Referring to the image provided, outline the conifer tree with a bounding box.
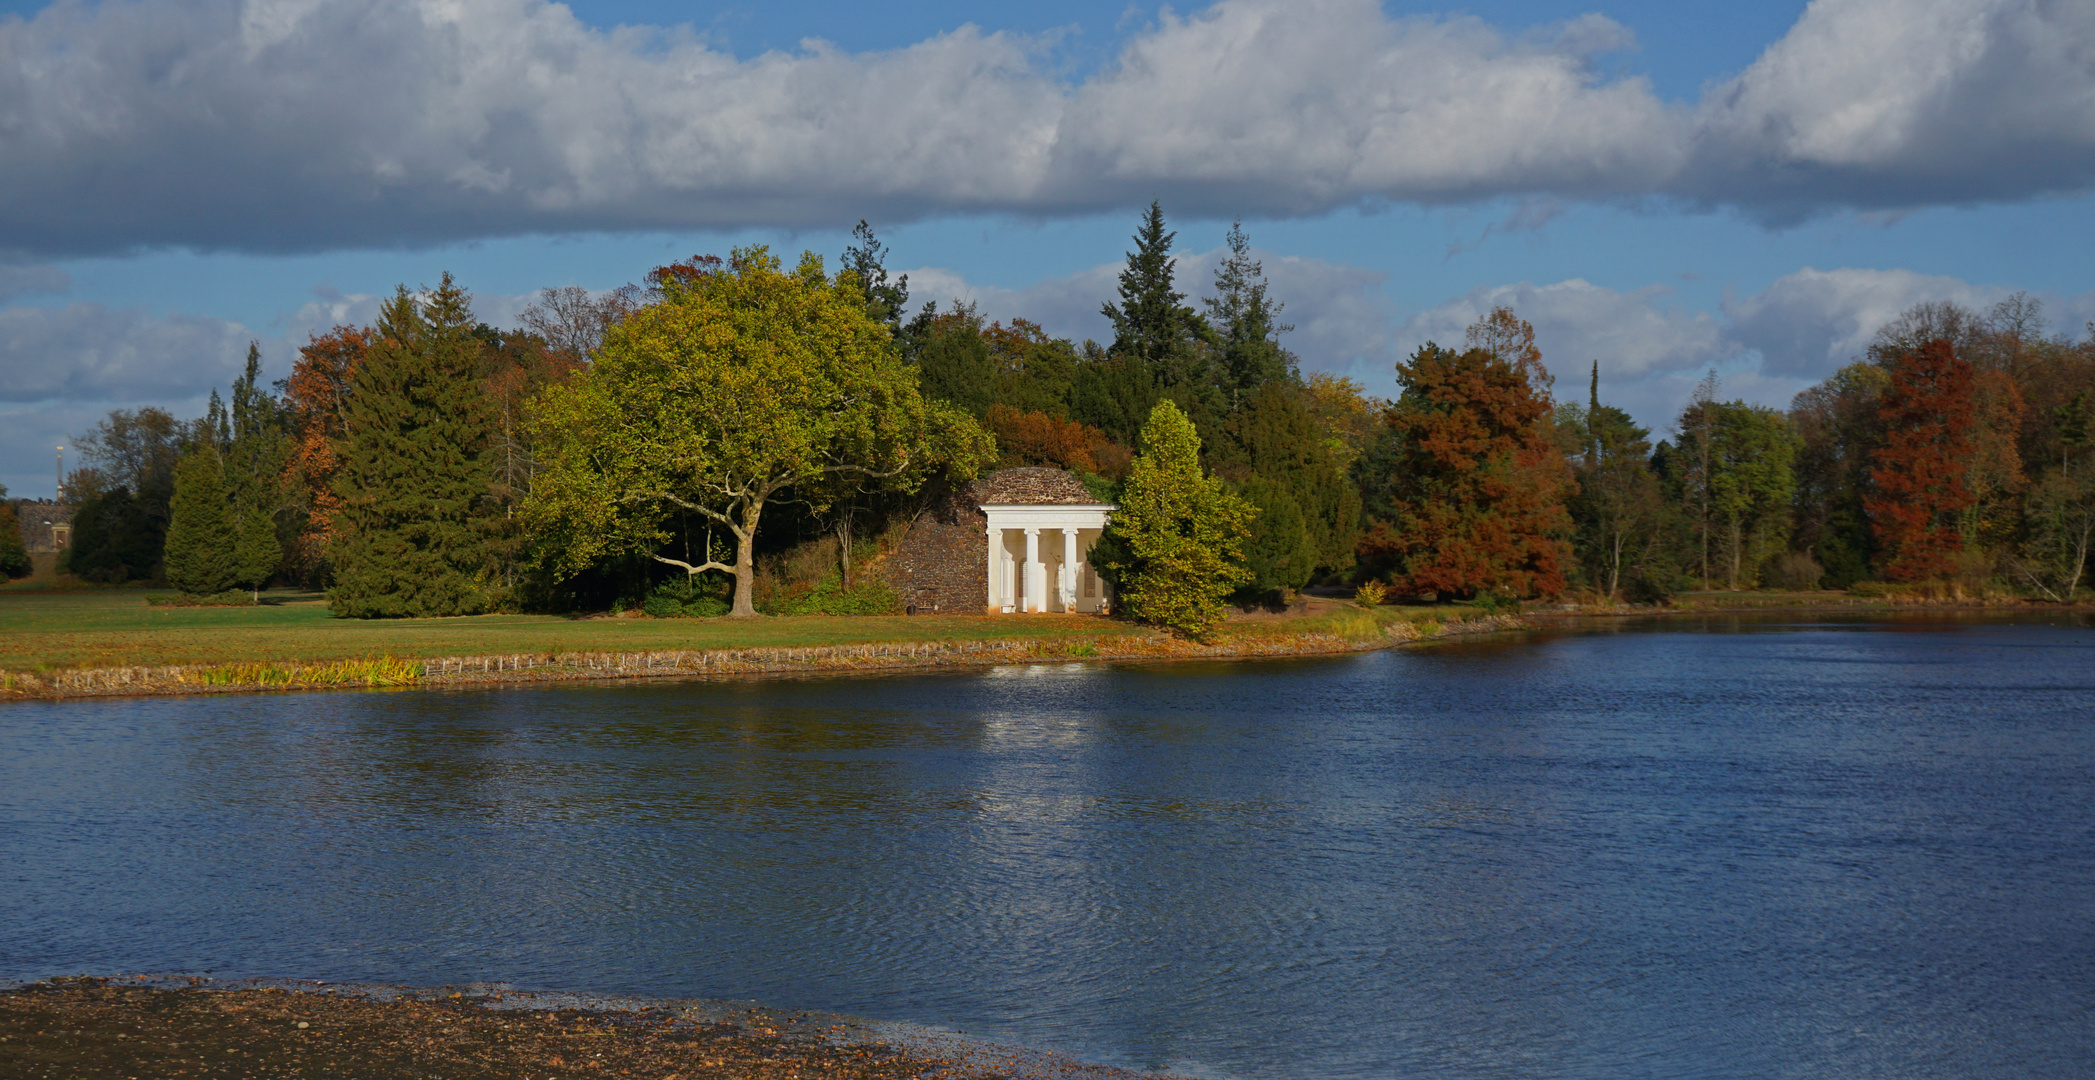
[1096,400,1254,638]
[224,342,289,600]
[164,445,238,596]
[840,220,910,331]
[1205,219,1295,405]
[1094,202,1213,432]
[328,274,495,618]
[1235,474,1316,604]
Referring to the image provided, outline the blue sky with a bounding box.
[4,0,2093,498]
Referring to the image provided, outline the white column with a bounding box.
[1060,528,1078,612]
[1023,528,1043,613]
[986,524,1001,611]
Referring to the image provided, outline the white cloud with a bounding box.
[0,303,257,403]
[1,0,2088,255]
[1721,267,2008,376]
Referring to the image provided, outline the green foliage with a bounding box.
[163,446,239,596]
[1204,220,1296,406]
[642,575,732,618]
[526,246,996,617]
[1234,474,1316,603]
[328,274,497,618]
[2015,467,2095,601]
[1211,381,1362,576]
[759,577,903,617]
[840,220,910,330]
[1670,389,1799,589]
[1096,400,1254,639]
[0,503,29,579]
[62,488,163,583]
[1565,365,1680,601]
[1070,352,1160,447]
[1097,202,1219,436]
[911,304,999,415]
[145,590,254,607]
[226,341,290,596]
[233,502,281,600]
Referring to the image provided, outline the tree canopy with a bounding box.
[525,246,995,617]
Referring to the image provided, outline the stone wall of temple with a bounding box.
[881,483,989,614]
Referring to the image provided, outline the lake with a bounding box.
[5,614,2094,1078]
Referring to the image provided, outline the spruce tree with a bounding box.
[233,503,281,602]
[1205,219,1296,406]
[1097,202,1214,426]
[164,445,238,596]
[328,274,494,618]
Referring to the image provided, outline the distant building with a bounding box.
[882,467,1114,614]
[13,499,72,552]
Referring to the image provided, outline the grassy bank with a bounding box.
[0,588,1161,674]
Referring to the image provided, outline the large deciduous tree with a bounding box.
[1096,400,1254,639]
[281,326,371,585]
[1358,327,1572,600]
[525,247,994,617]
[328,274,497,618]
[1868,339,1977,582]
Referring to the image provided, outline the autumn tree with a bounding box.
[1788,361,1889,588]
[518,285,639,365]
[525,247,995,617]
[328,275,497,618]
[1867,339,1977,582]
[280,326,370,584]
[1096,400,1254,638]
[1358,316,1571,600]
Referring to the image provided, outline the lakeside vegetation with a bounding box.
[6,205,2094,645]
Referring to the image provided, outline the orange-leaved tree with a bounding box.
[1359,334,1572,600]
[280,326,370,584]
[1868,339,1977,581]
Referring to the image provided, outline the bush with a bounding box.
[760,578,901,616]
[1764,551,1826,591]
[642,575,733,618]
[1353,580,1387,608]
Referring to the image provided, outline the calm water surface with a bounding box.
[5,616,2095,1078]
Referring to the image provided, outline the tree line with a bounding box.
[28,205,2095,634]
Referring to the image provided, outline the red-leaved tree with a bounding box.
[1358,340,1572,599]
[1868,339,1977,581]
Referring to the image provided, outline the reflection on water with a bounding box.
[5,616,2095,1079]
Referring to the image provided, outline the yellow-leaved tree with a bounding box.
[524,247,995,616]
[1097,400,1255,639]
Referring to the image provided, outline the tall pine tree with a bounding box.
[226,342,287,600]
[1087,202,1214,439]
[328,274,494,617]
[1204,219,1295,406]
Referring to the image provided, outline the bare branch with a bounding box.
[650,554,734,576]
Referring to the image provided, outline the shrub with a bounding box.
[1353,580,1387,608]
[1764,551,1826,591]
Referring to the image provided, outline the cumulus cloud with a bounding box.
[1721,267,2009,376]
[0,0,2088,255]
[0,302,257,402]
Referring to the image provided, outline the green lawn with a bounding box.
[0,588,1157,673]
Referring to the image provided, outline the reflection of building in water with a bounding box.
[882,468,1114,615]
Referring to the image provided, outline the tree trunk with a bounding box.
[728,497,767,617]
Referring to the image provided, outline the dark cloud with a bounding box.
[0,0,2087,256]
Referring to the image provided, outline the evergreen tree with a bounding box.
[1204,219,1296,406]
[1095,400,1254,639]
[62,488,163,583]
[1235,474,1316,604]
[840,220,910,331]
[328,273,495,618]
[164,445,239,596]
[1211,382,1362,576]
[224,341,289,599]
[1098,202,1215,429]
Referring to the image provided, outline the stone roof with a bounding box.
[972,467,1101,506]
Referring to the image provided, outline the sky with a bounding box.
[3,0,2093,498]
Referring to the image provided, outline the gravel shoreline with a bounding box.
[0,975,1194,1080]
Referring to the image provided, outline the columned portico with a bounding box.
[983,502,1115,614]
